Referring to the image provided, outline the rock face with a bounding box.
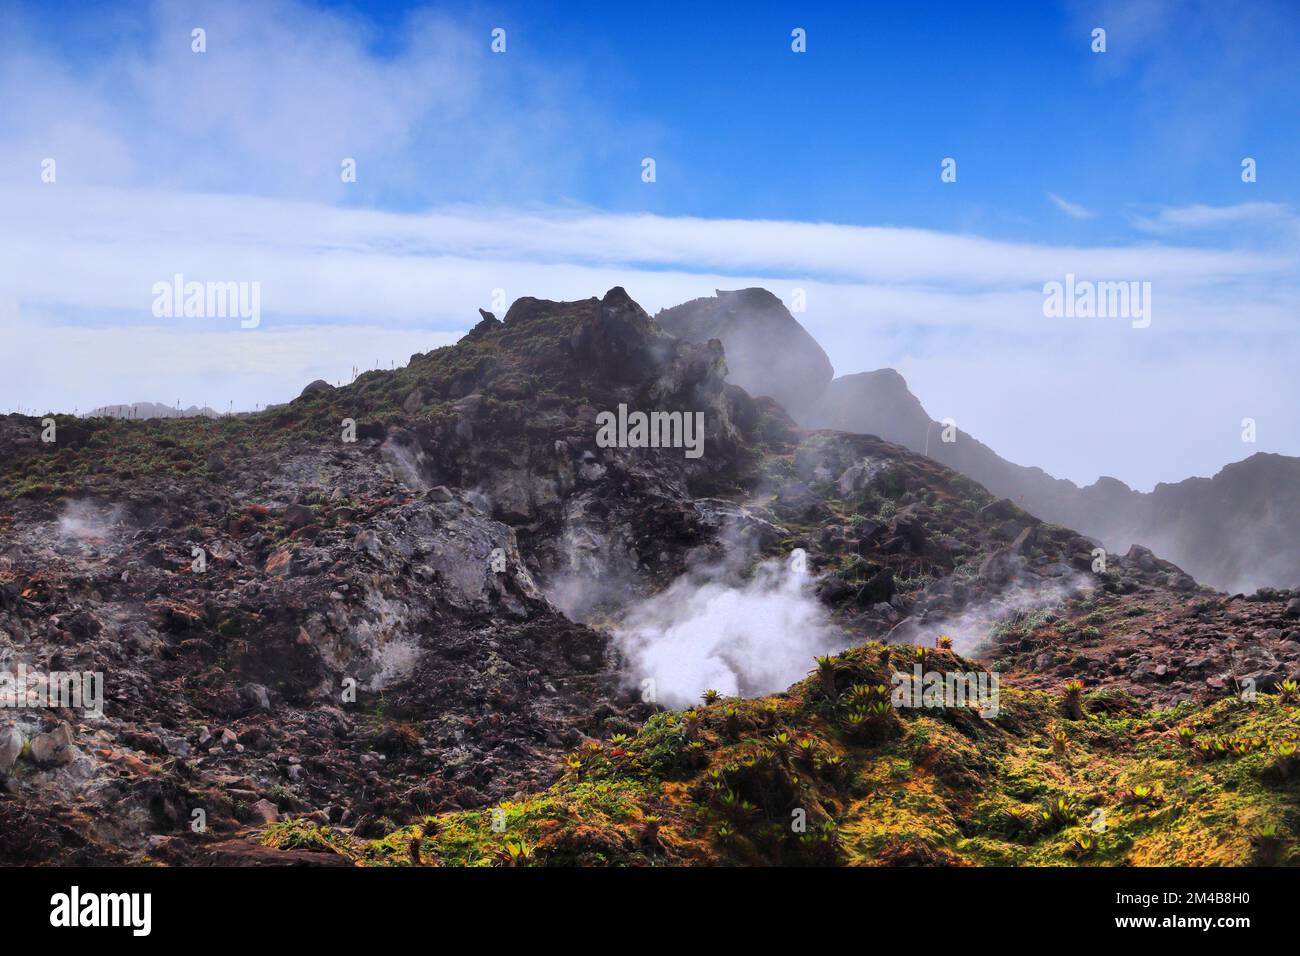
[814,369,932,445]
[654,288,834,423]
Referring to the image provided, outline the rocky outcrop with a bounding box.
[655,288,834,422]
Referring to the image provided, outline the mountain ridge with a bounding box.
[661,288,1300,593]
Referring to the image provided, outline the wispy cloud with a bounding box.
[0,0,623,205]
[5,186,1290,327]
[1131,202,1295,234]
[1047,193,1094,220]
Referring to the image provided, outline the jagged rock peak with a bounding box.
[654,287,833,422]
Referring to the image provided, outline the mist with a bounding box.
[888,571,1096,658]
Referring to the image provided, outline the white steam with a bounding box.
[54,500,125,557]
[353,588,422,690]
[57,500,119,541]
[890,571,1096,656]
[615,550,844,707]
[380,439,430,490]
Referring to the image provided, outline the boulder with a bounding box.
[0,726,23,774]
[298,379,334,400]
[29,722,75,767]
[248,799,281,825]
[282,504,314,529]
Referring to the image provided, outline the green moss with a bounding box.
[365,655,1300,866]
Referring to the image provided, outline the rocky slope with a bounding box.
[1,287,1298,866]
[661,288,1300,594]
[814,365,1300,595]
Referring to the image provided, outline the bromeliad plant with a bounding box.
[1125,784,1161,808]
[1280,678,1299,704]
[796,820,841,865]
[408,824,426,866]
[1194,736,1230,762]
[638,815,663,851]
[817,752,846,781]
[1067,829,1097,859]
[1250,823,1288,865]
[562,740,607,779]
[1061,680,1086,720]
[685,740,708,768]
[998,805,1037,838]
[814,654,839,700]
[723,706,742,739]
[768,731,795,764]
[1269,739,1299,780]
[1191,735,1262,761]
[716,788,758,823]
[840,699,894,743]
[493,840,536,867]
[1041,796,1082,829]
[1229,735,1263,756]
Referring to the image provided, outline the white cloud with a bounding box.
[0,0,615,203]
[3,183,1297,491]
[1047,193,1094,220]
[1131,202,1294,234]
[4,185,1293,325]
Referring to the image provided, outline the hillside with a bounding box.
[1,288,1297,867]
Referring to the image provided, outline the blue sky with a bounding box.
[16,0,1299,232]
[1,0,1299,490]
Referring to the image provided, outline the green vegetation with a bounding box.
[265,643,1300,867]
